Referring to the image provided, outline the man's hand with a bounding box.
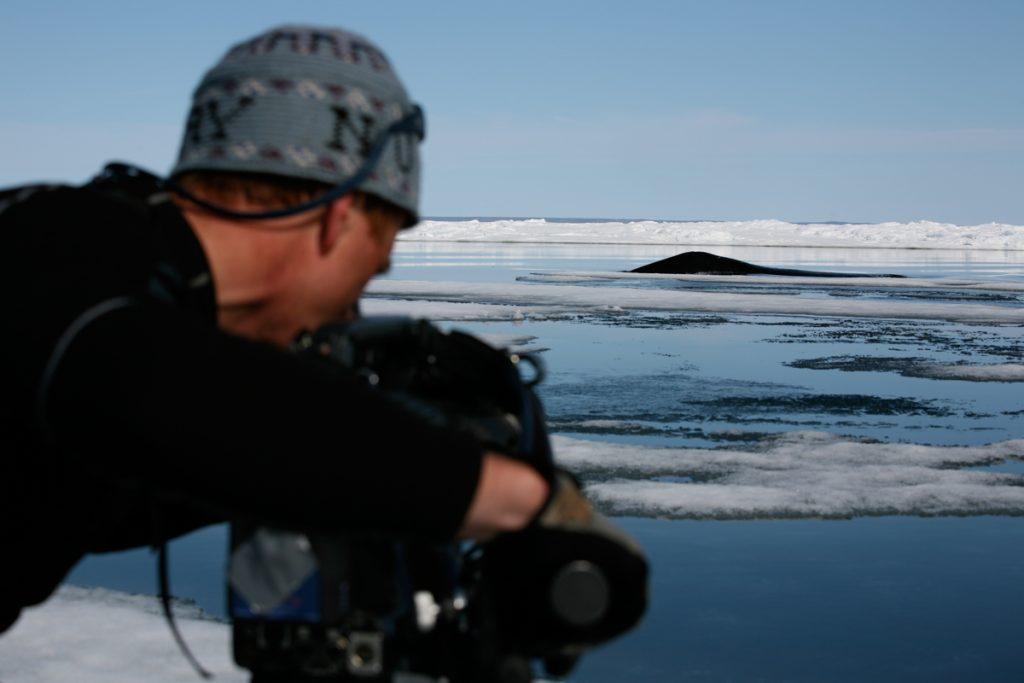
[458,452,550,539]
[479,471,649,659]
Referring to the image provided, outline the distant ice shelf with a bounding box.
[401,218,1024,251]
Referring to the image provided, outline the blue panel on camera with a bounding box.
[230,571,323,622]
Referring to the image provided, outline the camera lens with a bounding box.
[550,560,610,626]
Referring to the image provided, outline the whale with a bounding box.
[631,251,904,278]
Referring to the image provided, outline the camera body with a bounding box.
[229,318,544,682]
[229,527,473,681]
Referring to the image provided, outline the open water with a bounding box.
[69,240,1024,681]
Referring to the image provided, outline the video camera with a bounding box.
[227,318,646,682]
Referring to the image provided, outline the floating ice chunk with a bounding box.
[472,332,538,349]
[468,332,546,354]
[360,297,556,322]
[400,218,1024,251]
[789,356,1024,382]
[366,280,1024,324]
[586,475,1024,519]
[915,363,1024,382]
[552,433,1024,519]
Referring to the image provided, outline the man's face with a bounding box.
[300,202,402,329]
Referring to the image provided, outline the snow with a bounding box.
[0,587,245,683]
[366,280,1024,324]
[0,588,559,683]
[552,432,1024,519]
[402,218,1024,251]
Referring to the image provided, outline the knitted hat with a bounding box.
[171,25,422,222]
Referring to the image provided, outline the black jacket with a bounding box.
[0,172,483,633]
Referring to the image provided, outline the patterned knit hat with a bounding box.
[171,25,422,222]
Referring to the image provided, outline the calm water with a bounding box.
[70,241,1024,681]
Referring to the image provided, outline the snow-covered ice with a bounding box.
[552,432,1024,519]
[0,587,245,683]
[0,588,561,683]
[402,218,1024,251]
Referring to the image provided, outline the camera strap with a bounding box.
[34,296,139,445]
[151,501,214,679]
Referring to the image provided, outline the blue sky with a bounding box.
[2,0,1021,223]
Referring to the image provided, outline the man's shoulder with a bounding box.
[0,177,169,281]
[1,180,150,230]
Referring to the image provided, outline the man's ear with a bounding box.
[319,194,357,255]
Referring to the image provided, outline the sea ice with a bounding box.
[788,356,1024,382]
[915,363,1024,382]
[525,271,1024,294]
[366,280,1024,324]
[552,432,1024,519]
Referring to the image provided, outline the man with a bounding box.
[0,24,549,634]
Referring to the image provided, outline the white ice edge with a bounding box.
[527,270,1024,293]
[365,280,1024,324]
[401,218,1024,251]
[552,433,1024,519]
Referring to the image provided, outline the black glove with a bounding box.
[479,471,649,662]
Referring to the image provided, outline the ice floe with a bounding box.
[366,280,1024,324]
[552,432,1024,519]
[788,356,1024,382]
[916,363,1024,382]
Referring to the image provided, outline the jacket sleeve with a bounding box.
[45,300,484,541]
